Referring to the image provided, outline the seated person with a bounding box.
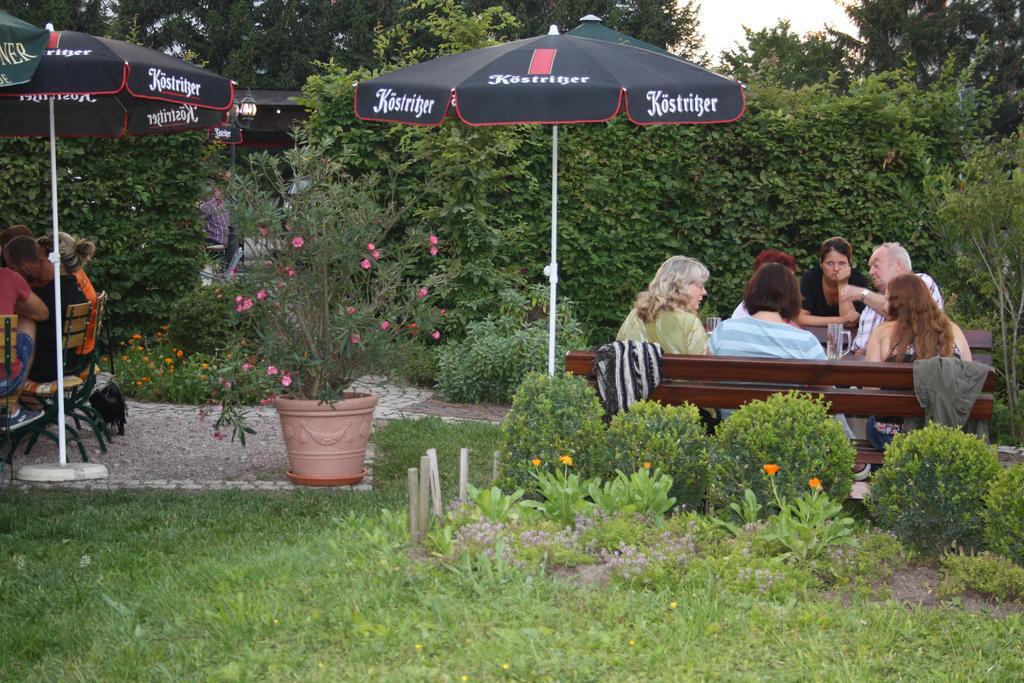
[0,241,49,427]
[730,249,798,320]
[3,235,87,384]
[616,255,710,355]
[713,262,824,360]
[864,273,971,453]
[55,232,98,357]
[798,236,868,328]
[0,224,34,267]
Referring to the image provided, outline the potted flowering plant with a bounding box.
[214,138,444,485]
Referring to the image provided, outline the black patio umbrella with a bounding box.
[0,25,234,466]
[355,16,745,374]
[0,11,47,87]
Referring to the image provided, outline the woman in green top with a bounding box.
[616,255,710,355]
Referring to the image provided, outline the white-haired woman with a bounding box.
[616,255,710,355]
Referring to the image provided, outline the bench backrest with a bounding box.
[565,350,995,420]
[804,326,993,366]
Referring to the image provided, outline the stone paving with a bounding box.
[7,375,509,493]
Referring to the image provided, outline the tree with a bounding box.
[719,20,854,89]
[844,0,1023,134]
[931,130,1024,440]
[4,0,111,34]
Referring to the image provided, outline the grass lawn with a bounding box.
[2,418,1023,681]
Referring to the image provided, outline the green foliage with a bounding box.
[168,282,258,355]
[939,552,1024,603]
[587,468,677,517]
[575,510,667,552]
[434,286,589,403]
[867,424,1002,554]
[982,465,1024,566]
[759,479,858,564]
[931,131,1024,440]
[465,484,535,524]
[498,372,607,492]
[714,489,764,538]
[0,134,210,341]
[604,400,708,511]
[521,468,596,528]
[719,20,853,89]
[710,392,855,508]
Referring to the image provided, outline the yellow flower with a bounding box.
[501,663,510,671]
[120,355,129,361]
[763,463,779,476]
[558,454,573,467]
[642,461,652,470]
[461,677,469,682]
[669,601,678,609]
[628,639,636,646]
[808,477,822,490]
[530,458,542,467]
[201,363,209,370]
[414,643,422,651]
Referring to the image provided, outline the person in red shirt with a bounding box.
[0,238,49,427]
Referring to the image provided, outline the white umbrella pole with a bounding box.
[546,124,558,376]
[48,97,68,466]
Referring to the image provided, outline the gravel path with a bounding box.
[7,375,509,492]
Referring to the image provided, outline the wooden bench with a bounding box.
[565,350,996,467]
[804,326,994,367]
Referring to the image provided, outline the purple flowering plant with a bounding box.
[212,139,445,441]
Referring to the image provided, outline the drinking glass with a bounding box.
[704,316,721,334]
[826,322,852,359]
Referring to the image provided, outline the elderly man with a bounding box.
[840,242,943,354]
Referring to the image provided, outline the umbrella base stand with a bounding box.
[17,462,108,483]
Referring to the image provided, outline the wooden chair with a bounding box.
[65,292,111,448]
[12,302,93,461]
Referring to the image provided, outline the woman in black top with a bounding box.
[797,236,869,328]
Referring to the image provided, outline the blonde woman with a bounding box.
[616,255,710,355]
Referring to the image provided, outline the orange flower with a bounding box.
[176,350,184,358]
[642,461,652,470]
[530,458,542,467]
[131,333,142,340]
[558,454,574,467]
[763,463,779,476]
[808,478,822,490]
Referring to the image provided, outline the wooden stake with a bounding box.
[492,451,500,481]
[426,448,442,520]
[418,455,430,538]
[408,467,419,541]
[459,447,469,500]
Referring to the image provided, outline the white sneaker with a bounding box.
[852,464,872,481]
[9,407,43,429]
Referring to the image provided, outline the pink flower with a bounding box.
[259,397,273,406]
[360,259,371,270]
[346,306,357,315]
[431,330,441,340]
[242,362,254,372]
[429,246,438,256]
[259,225,269,237]
[292,236,305,248]
[440,308,447,315]
[371,250,380,260]
[214,431,224,441]
[430,234,438,245]
[380,321,390,331]
[349,334,361,344]
[267,366,279,376]
[281,374,292,387]
[235,295,243,303]
[418,287,428,299]
[256,289,268,300]
[235,298,253,313]
[286,268,296,278]
[220,379,233,390]
[367,242,375,251]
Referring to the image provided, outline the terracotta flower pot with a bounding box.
[274,393,378,486]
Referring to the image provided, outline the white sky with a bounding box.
[699,0,859,61]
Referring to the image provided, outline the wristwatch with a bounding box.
[859,288,869,302]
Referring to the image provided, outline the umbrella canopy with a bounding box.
[0,24,233,468]
[0,11,47,87]
[354,18,744,373]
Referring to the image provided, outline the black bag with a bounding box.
[89,381,127,435]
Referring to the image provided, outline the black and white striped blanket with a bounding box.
[593,341,663,419]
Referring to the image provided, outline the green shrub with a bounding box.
[982,465,1024,566]
[939,552,1024,602]
[604,400,708,512]
[867,424,1002,554]
[710,392,855,510]
[435,285,589,404]
[498,372,606,493]
[389,342,439,387]
[168,282,258,355]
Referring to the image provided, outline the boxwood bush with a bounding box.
[982,464,1024,566]
[498,372,606,493]
[710,392,855,511]
[604,400,709,512]
[867,424,1001,554]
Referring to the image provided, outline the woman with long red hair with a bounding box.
[864,273,971,454]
